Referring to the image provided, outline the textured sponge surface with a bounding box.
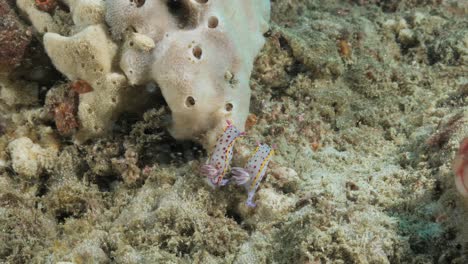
[106,0,270,149]
[38,0,269,147]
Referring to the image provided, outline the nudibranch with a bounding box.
[232,143,274,207]
[200,120,245,187]
[453,138,468,197]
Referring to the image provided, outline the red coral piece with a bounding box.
[35,0,57,13]
[71,80,94,94]
[54,101,79,136]
[52,89,80,136]
[453,138,468,197]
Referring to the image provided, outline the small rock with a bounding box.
[256,188,296,220]
[7,137,56,180]
[398,28,417,46]
[270,165,300,192]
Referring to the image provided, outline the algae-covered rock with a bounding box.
[0,0,33,75]
[109,176,248,262]
[7,137,57,180]
[0,77,38,107]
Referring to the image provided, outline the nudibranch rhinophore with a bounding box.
[232,143,274,207]
[200,120,245,187]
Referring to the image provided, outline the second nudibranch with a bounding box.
[453,137,468,197]
[200,120,245,187]
[232,143,274,207]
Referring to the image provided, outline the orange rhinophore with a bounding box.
[453,138,468,197]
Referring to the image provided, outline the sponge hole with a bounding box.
[192,46,202,59]
[208,16,218,28]
[185,96,196,107]
[225,103,233,112]
[131,0,145,8]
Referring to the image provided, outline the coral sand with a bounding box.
[0,0,467,263]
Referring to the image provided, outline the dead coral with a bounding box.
[111,148,142,186]
[111,179,248,261]
[0,203,56,262]
[0,1,33,74]
[345,56,394,98]
[53,145,87,180]
[351,0,443,12]
[45,177,106,223]
[281,26,344,79]
[428,29,468,66]
[426,112,464,150]
[85,140,121,177]
[7,137,57,180]
[253,29,295,89]
[0,176,56,262]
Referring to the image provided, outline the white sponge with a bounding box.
[106,0,270,148]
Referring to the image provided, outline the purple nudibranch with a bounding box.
[232,143,274,207]
[199,120,245,187]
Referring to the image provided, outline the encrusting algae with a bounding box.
[0,0,467,263]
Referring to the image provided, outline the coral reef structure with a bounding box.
[105,0,270,148]
[20,0,271,146]
[43,23,150,141]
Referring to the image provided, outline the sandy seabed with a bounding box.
[0,0,467,263]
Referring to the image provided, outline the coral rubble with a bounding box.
[0,0,467,263]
